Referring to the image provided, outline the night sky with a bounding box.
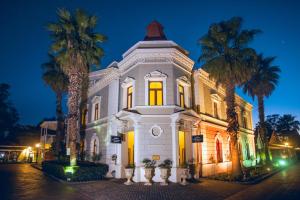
[0,0,299,125]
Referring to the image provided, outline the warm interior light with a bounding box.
[35,143,40,148]
[127,131,134,165]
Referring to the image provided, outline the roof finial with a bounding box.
[144,20,167,41]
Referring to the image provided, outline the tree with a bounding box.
[276,114,300,133]
[48,8,106,166]
[0,83,19,141]
[198,17,260,177]
[42,54,69,156]
[243,54,280,164]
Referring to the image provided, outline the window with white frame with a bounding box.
[121,77,135,109]
[92,96,101,121]
[176,76,191,108]
[211,93,222,119]
[144,71,167,106]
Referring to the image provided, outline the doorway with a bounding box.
[127,131,134,165]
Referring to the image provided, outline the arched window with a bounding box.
[93,139,97,156]
[216,138,223,163]
[90,135,99,157]
[245,139,251,160]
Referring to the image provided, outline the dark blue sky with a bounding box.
[0,0,299,125]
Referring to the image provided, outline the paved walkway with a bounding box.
[225,163,300,200]
[0,163,299,200]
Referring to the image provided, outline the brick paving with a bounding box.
[1,163,300,200]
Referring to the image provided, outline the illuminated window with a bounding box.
[179,85,185,108]
[149,81,163,106]
[213,102,219,118]
[127,131,134,165]
[127,86,133,109]
[179,131,186,166]
[216,138,223,162]
[94,103,99,121]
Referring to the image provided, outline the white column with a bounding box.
[133,122,142,182]
[170,120,180,182]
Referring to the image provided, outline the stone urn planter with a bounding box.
[124,166,134,185]
[142,158,156,186]
[180,168,189,186]
[144,168,155,185]
[158,159,172,186]
[159,168,169,185]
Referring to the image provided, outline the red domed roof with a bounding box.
[144,20,167,41]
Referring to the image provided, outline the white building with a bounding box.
[83,21,256,183]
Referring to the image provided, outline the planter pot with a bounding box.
[124,168,134,185]
[160,168,170,186]
[180,168,189,186]
[144,168,154,185]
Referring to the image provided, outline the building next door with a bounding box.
[179,131,186,166]
[127,131,134,165]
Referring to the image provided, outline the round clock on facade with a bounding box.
[149,125,163,138]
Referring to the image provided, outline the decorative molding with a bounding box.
[119,48,194,74]
[121,77,135,88]
[88,68,120,97]
[210,93,222,102]
[176,76,191,86]
[144,70,168,80]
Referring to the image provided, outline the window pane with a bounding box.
[180,94,184,108]
[157,90,163,105]
[128,86,133,94]
[149,90,155,106]
[179,85,184,93]
[127,95,132,108]
[149,81,162,89]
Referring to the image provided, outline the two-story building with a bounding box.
[83,21,256,183]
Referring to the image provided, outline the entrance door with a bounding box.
[127,131,134,165]
[179,131,186,166]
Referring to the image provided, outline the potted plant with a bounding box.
[188,158,197,181]
[142,158,156,185]
[124,164,135,185]
[158,159,172,185]
[180,162,189,186]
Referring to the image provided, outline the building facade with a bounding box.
[83,21,256,182]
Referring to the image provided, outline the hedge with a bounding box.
[42,160,109,182]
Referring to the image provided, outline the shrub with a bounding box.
[158,159,172,169]
[142,158,156,168]
[42,160,109,182]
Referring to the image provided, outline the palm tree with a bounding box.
[243,55,280,164]
[198,17,260,177]
[42,54,69,156]
[48,8,106,166]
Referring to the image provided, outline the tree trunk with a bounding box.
[67,69,81,166]
[79,73,89,161]
[258,95,270,164]
[225,82,242,177]
[55,92,64,156]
